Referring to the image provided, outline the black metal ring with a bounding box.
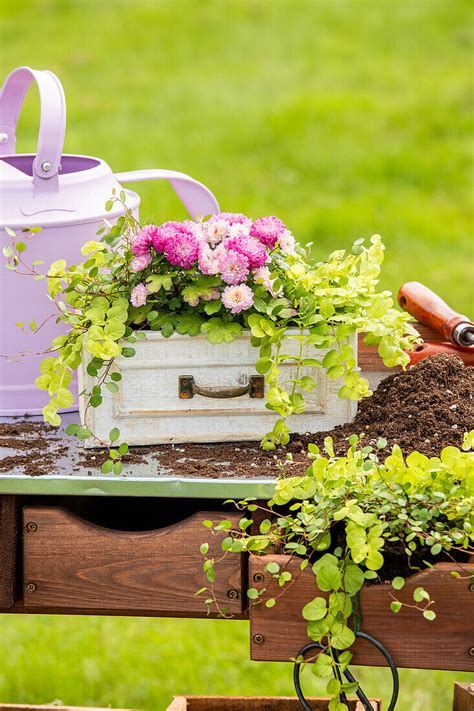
[293,631,399,711]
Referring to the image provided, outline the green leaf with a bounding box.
[65,423,80,435]
[265,598,276,608]
[302,597,327,621]
[392,577,405,591]
[106,381,119,394]
[423,609,436,621]
[121,347,136,358]
[201,318,242,345]
[331,625,356,650]
[390,601,402,613]
[255,357,273,375]
[109,427,120,443]
[247,588,260,600]
[200,543,209,555]
[316,564,342,592]
[343,563,365,595]
[101,460,113,474]
[203,299,222,315]
[265,562,280,575]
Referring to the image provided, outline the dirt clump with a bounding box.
[291,354,474,458]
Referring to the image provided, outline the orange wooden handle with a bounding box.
[408,342,474,367]
[398,282,469,341]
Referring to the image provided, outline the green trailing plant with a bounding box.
[4,195,419,466]
[198,433,474,710]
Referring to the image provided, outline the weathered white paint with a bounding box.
[79,331,358,447]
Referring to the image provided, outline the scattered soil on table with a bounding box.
[0,420,62,476]
[1,354,473,478]
[291,353,474,459]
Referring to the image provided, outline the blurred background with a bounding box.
[0,0,472,709]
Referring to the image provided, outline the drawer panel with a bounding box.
[23,506,242,614]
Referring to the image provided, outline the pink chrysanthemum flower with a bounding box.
[202,288,221,302]
[250,216,287,249]
[151,221,184,253]
[130,283,148,307]
[164,224,201,269]
[131,225,159,256]
[130,253,152,272]
[204,219,232,247]
[221,283,254,314]
[279,229,296,255]
[224,234,268,269]
[216,212,252,226]
[219,249,250,285]
[198,243,226,275]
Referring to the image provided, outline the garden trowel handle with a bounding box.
[398,281,474,346]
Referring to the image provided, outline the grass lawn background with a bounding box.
[0,0,472,709]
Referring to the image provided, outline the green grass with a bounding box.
[0,0,472,708]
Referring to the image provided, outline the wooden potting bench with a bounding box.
[1,324,472,710]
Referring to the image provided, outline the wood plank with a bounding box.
[166,697,380,710]
[250,556,474,671]
[453,682,474,711]
[358,322,441,372]
[23,507,243,615]
[0,495,19,608]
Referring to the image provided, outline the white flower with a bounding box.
[279,229,296,255]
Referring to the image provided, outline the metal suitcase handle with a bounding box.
[0,66,66,193]
[179,375,264,399]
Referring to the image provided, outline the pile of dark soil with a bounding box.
[290,354,473,459]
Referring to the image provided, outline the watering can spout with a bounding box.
[114,169,219,221]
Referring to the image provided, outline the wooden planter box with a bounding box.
[78,331,357,447]
[22,506,243,615]
[166,697,380,710]
[249,555,474,672]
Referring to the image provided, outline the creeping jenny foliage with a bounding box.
[199,434,474,710]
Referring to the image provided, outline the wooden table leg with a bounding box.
[0,495,19,608]
[453,682,474,710]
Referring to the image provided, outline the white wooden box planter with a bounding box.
[78,331,357,447]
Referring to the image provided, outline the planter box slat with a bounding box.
[453,682,474,711]
[250,555,474,671]
[166,697,380,710]
[22,507,243,614]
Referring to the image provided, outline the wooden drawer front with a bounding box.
[250,555,474,672]
[23,507,242,614]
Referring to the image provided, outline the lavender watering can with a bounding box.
[0,66,219,416]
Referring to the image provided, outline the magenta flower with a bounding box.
[151,221,184,253]
[250,216,287,249]
[131,225,159,256]
[130,283,148,307]
[225,234,268,269]
[164,224,201,269]
[130,253,152,272]
[221,283,254,314]
[219,249,250,285]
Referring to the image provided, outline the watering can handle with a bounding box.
[115,169,220,221]
[0,66,66,187]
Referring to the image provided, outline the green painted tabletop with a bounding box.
[0,413,276,499]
